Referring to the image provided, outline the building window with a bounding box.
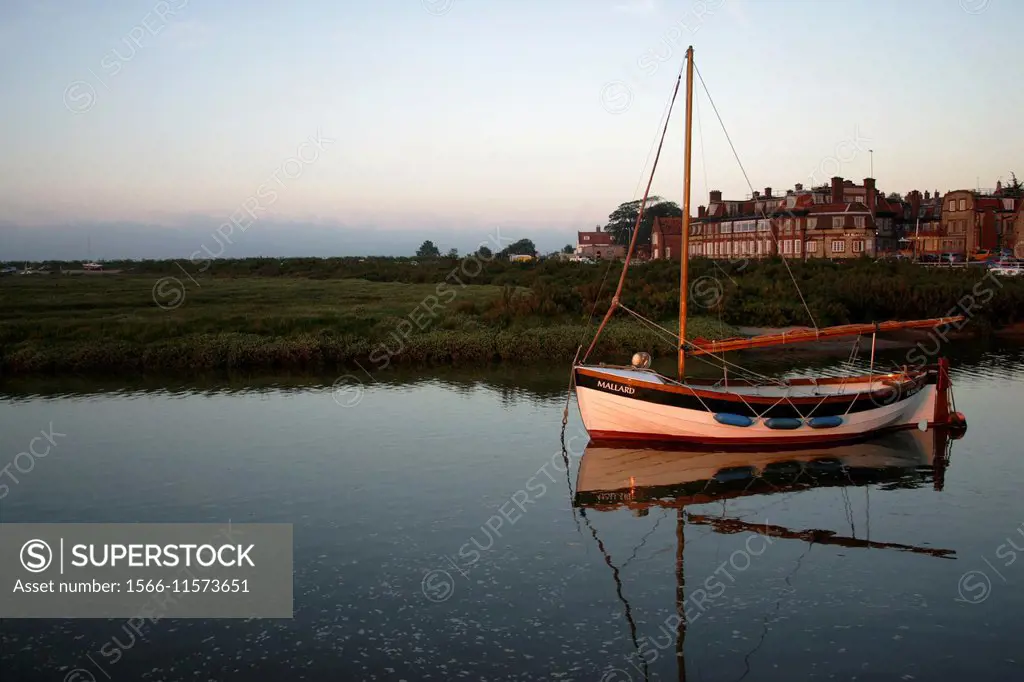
[807,218,817,229]
[949,199,956,211]
[832,217,844,228]
[666,247,671,259]
[959,198,966,211]
[652,233,659,245]
[795,240,802,254]
[854,216,865,228]
[852,240,865,253]
[783,239,792,254]
[831,240,845,253]
[806,240,818,253]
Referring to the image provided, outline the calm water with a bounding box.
[2,343,1024,681]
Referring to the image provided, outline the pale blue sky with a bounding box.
[1,0,1022,258]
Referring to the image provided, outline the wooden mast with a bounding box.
[677,46,695,381]
[675,508,687,682]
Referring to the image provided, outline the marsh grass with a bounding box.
[5,256,1020,376]
[0,276,733,375]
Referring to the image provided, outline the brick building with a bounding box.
[938,186,1022,255]
[575,227,625,260]
[653,177,896,261]
[651,217,683,260]
[903,190,944,256]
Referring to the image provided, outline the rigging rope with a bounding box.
[692,62,819,332]
[582,57,688,364]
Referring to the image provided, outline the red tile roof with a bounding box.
[577,230,614,246]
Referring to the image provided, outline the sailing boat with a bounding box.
[574,46,967,445]
[572,432,958,680]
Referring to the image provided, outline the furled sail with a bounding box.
[684,316,964,356]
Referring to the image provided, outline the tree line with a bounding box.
[416,238,538,259]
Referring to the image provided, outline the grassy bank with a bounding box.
[4,256,1021,376]
[0,276,734,375]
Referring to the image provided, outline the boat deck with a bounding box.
[585,367,892,397]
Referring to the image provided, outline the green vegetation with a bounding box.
[0,272,731,375]
[603,196,682,245]
[2,256,1021,377]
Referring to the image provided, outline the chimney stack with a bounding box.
[864,178,876,215]
[924,190,930,200]
[710,190,722,203]
[698,205,707,218]
[764,187,772,198]
[908,190,921,217]
[795,183,803,191]
[752,190,760,199]
[831,176,843,204]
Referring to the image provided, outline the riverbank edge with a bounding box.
[1,322,981,378]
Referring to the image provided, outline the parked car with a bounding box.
[918,253,940,263]
[940,252,965,263]
[990,261,1024,277]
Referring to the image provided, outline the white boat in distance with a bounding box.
[573,46,967,446]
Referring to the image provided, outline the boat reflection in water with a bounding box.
[571,427,962,681]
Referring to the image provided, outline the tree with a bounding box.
[604,197,682,246]
[477,245,492,259]
[498,238,536,258]
[416,240,440,258]
[1003,172,1023,198]
[887,191,902,201]
[446,248,459,258]
[562,244,574,254]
